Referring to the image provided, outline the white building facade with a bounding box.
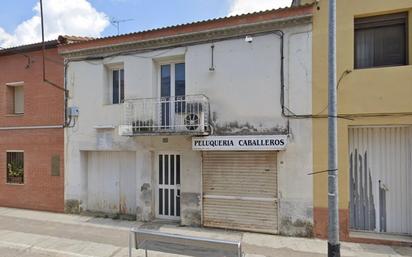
[61,6,314,236]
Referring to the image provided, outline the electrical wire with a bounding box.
[313,69,352,116]
[281,69,353,120]
[307,169,338,176]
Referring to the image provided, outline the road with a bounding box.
[0,207,410,257]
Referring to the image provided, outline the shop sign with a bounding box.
[192,135,287,151]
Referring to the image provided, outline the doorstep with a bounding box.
[350,230,412,243]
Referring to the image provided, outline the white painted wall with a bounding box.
[65,23,313,234]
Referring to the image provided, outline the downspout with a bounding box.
[64,60,69,127]
[40,0,70,128]
[273,30,290,134]
[40,0,46,84]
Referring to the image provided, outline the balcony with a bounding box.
[119,95,210,136]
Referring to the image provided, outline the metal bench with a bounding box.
[129,228,242,257]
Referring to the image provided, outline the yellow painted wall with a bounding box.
[311,0,412,210]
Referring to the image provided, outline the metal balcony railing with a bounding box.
[119,94,210,136]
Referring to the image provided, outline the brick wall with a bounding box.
[0,48,64,126]
[0,47,64,212]
[0,129,64,212]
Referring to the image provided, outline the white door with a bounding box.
[202,151,279,234]
[349,126,412,235]
[156,153,181,219]
[87,151,137,215]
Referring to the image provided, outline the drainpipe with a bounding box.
[40,0,70,128]
[273,30,290,134]
[64,60,69,127]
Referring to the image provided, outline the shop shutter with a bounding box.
[202,151,278,234]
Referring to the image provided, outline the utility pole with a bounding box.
[327,0,340,256]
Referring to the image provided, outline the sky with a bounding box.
[0,0,293,48]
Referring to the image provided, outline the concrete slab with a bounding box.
[243,232,326,254]
[0,207,136,231]
[0,230,122,257]
[159,225,242,241]
[340,241,401,257]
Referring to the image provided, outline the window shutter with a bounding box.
[354,12,407,69]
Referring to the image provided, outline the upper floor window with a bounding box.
[160,63,185,99]
[111,68,124,104]
[6,83,24,115]
[355,12,408,69]
[160,62,186,127]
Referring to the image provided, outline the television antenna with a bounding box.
[110,17,134,35]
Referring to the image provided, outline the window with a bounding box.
[6,84,24,114]
[111,68,124,104]
[160,62,185,103]
[160,63,186,99]
[159,62,186,127]
[6,151,24,184]
[355,12,408,69]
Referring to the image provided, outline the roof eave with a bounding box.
[0,40,59,56]
[60,14,312,59]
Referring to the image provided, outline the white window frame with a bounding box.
[157,61,186,129]
[6,81,24,115]
[156,60,185,99]
[107,64,124,105]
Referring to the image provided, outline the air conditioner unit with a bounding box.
[173,101,205,132]
[175,112,205,132]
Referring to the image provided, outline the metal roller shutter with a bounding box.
[349,126,412,235]
[202,151,278,234]
[87,151,137,215]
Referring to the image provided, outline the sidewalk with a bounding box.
[0,207,410,257]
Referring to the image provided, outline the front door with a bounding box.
[157,153,181,220]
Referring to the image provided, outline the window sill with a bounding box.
[5,183,25,186]
[354,64,409,71]
[103,102,124,106]
[5,114,24,117]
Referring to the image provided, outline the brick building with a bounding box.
[0,41,65,212]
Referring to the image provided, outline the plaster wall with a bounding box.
[65,24,313,235]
